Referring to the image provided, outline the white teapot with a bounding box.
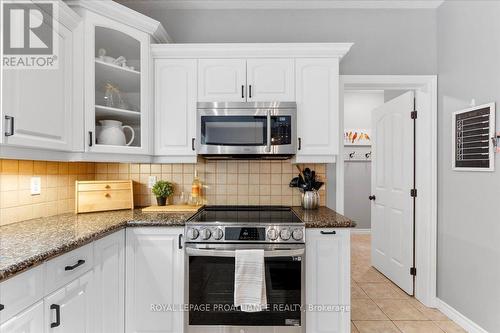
[97,120,135,146]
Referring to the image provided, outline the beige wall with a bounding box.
[0,160,95,226]
[0,159,326,226]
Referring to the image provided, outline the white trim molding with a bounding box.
[338,75,438,308]
[66,0,172,42]
[151,43,353,59]
[117,0,444,10]
[351,228,371,235]
[437,298,489,333]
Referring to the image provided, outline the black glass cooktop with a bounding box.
[188,206,302,224]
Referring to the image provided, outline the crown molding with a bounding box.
[152,43,353,58]
[118,0,444,10]
[65,0,172,42]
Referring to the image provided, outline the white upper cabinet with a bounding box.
[306,229,350,333]
[81,11,151,155]
[295,58,340,163]
[198,59,247,102]
[1,3,79,152]
[155,59,197,160]
[246,59,295,102]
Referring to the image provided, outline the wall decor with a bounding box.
[344,129,372,146]
[452,103,495,171]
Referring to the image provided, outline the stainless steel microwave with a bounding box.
[196,102,297,159]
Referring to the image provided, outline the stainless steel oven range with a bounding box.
[184,206,305,333]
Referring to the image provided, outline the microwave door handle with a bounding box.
[185,247,304,258]
[266,110,271,153]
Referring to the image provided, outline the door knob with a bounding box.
[369,195,376,201]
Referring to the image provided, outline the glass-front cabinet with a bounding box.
[83,12,151,154]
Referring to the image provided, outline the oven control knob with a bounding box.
[212,227,224,240]
[280,228,291,241]
[292,229,304,241]
[200,228,212,240]
[267,228,279,241]
[187,228,199,240]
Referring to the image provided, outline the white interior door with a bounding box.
[371,91,414,295]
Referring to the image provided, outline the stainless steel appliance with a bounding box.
[185,206,305,333]
[196,102,297,159]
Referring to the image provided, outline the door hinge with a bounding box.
[410,267,417,276]
[411,111,418,119]
[410,189,417,197]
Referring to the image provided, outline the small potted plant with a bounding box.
[151,180,174,206]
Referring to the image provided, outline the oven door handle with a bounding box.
[185,247,304,258]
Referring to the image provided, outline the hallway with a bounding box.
[350,234,465,333]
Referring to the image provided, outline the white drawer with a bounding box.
[45,243,93,294]
[0,265,44,324]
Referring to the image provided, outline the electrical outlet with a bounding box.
[30,177,41,195]
[148,176,157,188]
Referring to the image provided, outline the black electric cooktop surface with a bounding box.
[188,206,302,224]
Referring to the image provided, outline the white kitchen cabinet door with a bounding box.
[0,301,44,333]
[1,24,74,151]
[306,229,350,333]
[125,228,184,333]
[93,230,125,333]
[295,58,340,163]
[155,59,197,158]
[198,59,246,102]
[45,270,94,333]
[246,59,294,102]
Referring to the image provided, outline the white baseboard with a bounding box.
[436,298,489,333]
[351,228,371,234]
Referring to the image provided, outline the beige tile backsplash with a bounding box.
[0,160,95,226]
[0,159,326,226]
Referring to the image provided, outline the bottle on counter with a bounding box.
[190,169,202,205]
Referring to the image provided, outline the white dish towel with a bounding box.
[234,249,267,312]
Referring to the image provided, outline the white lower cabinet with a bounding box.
[44,270,94,332]
[306,229,350,333]
[0,302,43,333]
[125,228,184,333]
[93,230,125,333]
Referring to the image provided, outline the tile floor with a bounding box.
[350,234,467,333]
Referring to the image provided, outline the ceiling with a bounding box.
[117,0,445,10]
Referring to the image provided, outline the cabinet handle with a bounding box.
[0,304,4,311]
[50,304,61,328]
[88,131,93,147]
[178,234,183,249]
[369,195,376,201]
[249,85,252,99]
[192,138,195,151]
[64,259,85,271]
[320,230,336,235]
[298,137,302,150]
[241,85,245,99]
[4,115,14,136]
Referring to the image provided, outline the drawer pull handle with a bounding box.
[50,304,60,328]
[320,230,336,235]
[105,193,111,198]
[105,185,111,189]
[65,259,85,271]
[178,234,183,249]
[0,304,4,311]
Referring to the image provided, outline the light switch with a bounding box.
[148,176,157,188]
[31,177,41,195]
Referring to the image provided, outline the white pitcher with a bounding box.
[97,120,135,146]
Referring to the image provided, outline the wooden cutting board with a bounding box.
[142,205,203,213]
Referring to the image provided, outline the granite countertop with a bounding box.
[0,206,353,282]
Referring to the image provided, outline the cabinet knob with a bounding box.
[369,195,376,201]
